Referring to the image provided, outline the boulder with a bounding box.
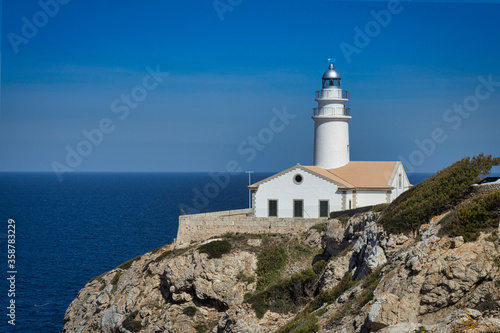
[163,250,257,307]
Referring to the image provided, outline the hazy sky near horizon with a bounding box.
[1,0,500,176]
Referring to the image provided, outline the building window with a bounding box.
[293,200,303,218]
[293,174,303,185]
[398,174,402,188]
[349,199,352,210]
[319,200,329,217]
[268,200,278,217]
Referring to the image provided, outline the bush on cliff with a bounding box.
[311,272,356,311]
[246,243,323,318]
[247,268,319,318]
[446,190,500,242]
[118,255,141,270]
[277,312,320,333]
[183,306,197,317]
[198,240,232,259]
[122,310,142,332]
[380,154,500,234]
[256,246,288,291]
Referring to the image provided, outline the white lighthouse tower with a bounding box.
[312,59,351,169]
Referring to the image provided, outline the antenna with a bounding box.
[245,171,254,209]
[328,57,336,68]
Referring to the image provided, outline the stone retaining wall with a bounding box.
[472,183,500,195]
[176,209,327,247]
[330,205,375,219]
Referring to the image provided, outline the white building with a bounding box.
[249,60,411,218]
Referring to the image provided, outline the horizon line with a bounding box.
[327,0,500,3]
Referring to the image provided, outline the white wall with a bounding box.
[388,162,411,202]
[313,86,351,170]
[254,168,341,218]
[313,119,350,169]
[356,190,389,207]
[254,163,412,216]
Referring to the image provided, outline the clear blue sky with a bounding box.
[1,0,500,175]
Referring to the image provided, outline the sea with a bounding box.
[0,171,433,332]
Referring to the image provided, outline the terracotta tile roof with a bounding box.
[314,161,399,189]
[301,165,355,188]
[249,161,402,190]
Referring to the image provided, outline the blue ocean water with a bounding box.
[0,172,431,332]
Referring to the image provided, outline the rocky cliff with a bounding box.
[62,208,500,333]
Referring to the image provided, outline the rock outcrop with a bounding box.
[316,212,500,333]
[62,243,258,333]
[62,210,500,333]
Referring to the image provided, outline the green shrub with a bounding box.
[245,245,290,318]
[311,272,356,310]
[310,223,325,234]
[380,154,500,234]
[198,240,232,259]
[437,210,458,235]
[360,266,383,290]
[449,191,500,241]
[122,310,142,332]
[247,268,318,318]
[296,269,317,282]
[293,243,314,258]
[246,283,295,318]
[373,203,389,212]
[194,324,206,333]
[326,268,383,327]
[277,313,320,333]
[357,267,383,308]
[110,271,122,293]
[89,272,106,283]
[256,246,288,291]
[154,250,171,262]
[334,243,354,259]
[315,306,328,317]
[312,260,327,275]
[183,306,197,317]
[118,255,141,270]
[237,272,255,284]
[337,214,350,225]
[329,300,354,325]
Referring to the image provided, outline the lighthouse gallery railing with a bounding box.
[312,106,351,117]
[315,90,349,99]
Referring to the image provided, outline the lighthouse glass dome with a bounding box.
[322,63,341,88]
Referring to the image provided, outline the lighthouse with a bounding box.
[248,59,410,218]
[312,59,351,169]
